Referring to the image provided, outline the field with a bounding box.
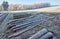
[37,6,60,12]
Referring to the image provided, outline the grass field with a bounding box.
[37,6,60,12]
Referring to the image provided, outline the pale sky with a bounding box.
[0,0,60,5]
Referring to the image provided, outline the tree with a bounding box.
[2,1,9,11]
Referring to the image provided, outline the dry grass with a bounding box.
[37,6,60,12]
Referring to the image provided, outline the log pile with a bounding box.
[1,12,60,39]
[6,13,56,39]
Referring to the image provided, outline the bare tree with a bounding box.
[2,1,9,11]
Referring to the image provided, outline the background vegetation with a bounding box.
[0,3,50,11]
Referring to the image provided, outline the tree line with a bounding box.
[0,1,50,11]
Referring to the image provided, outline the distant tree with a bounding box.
[2,1,9,11]
[0,5,3,11]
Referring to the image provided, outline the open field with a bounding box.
[1,6,60,13]
[37,6,60,12]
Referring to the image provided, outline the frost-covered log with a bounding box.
[39,32,54,39]
[28,28,48,39]
[0,13,13,32]
[0,13,8,25]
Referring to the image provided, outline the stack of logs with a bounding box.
[6,13,56,39]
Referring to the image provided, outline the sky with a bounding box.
[0,0,60,5]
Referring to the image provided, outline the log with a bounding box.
[0,13,4,17]
[0,14,8,24]
[0,13,13,33]
[28,28,48,39]
[39,32,54,39]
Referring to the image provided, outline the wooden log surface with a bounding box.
[38,32,54,39]
[0,13,8,25]
[28,28,48,39]
[0,13,13,33]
